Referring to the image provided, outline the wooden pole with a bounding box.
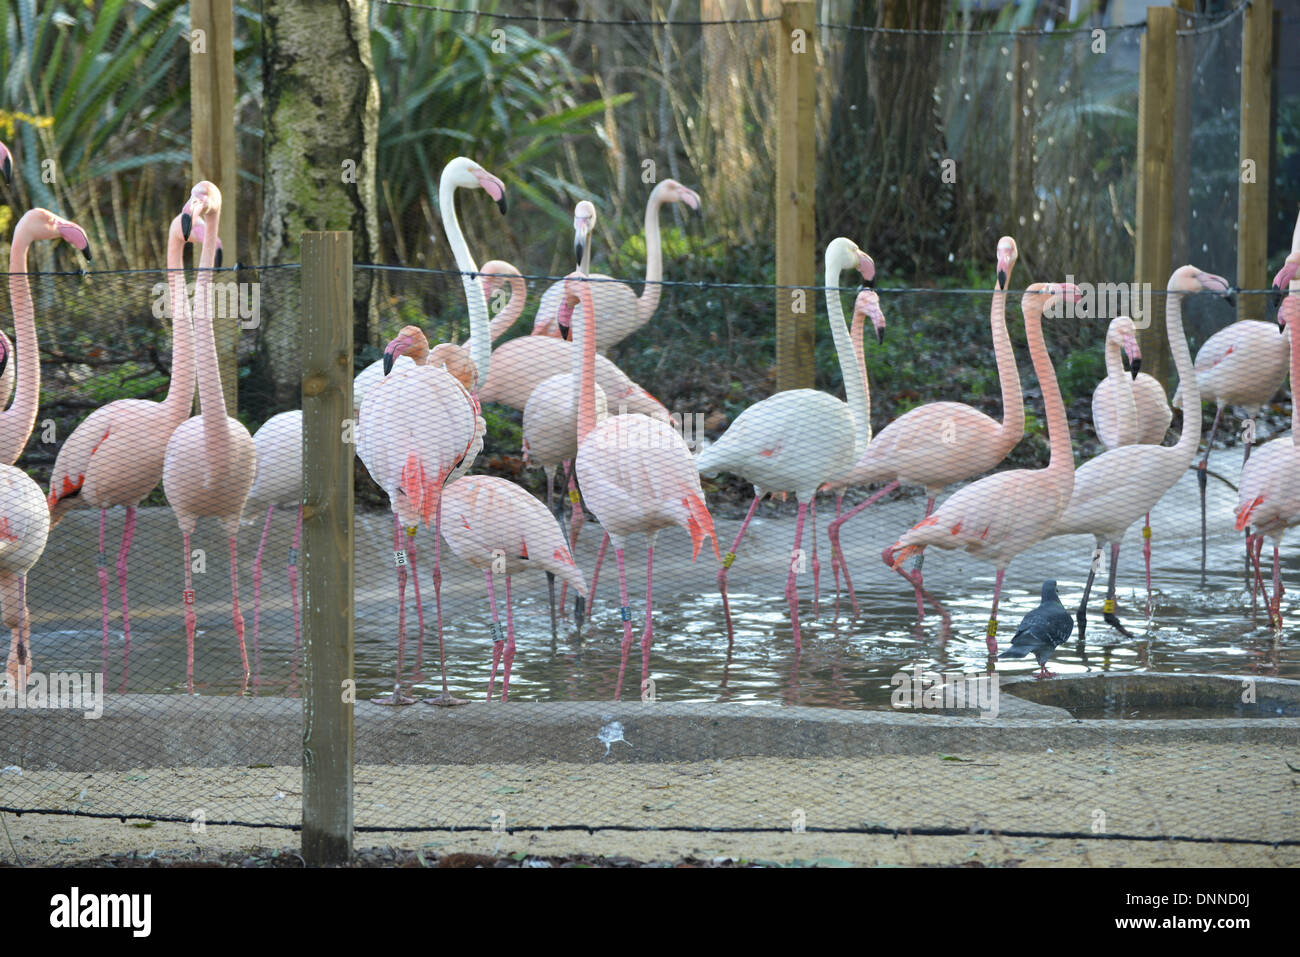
[1169,0,1195,270]
[775,0,816,392]
[1134,6,1176,391]
[1009,26,1035,239]
[301,231,354,867]
[190,0,239,413]
[1237,0,1272,321]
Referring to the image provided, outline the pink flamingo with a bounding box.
[0,209,92,690]
[161,182,258,694]
[1237,265,1300,628]
[825,237,1022,618]
[1090,314,1173,606]
[1050,267,1231,642]
[46,212,213,687]
[883,282,1082,650]
[560,269,719,698]
[696,237,876,652]
[439,474,587,701]
[1175,249,1293,584]
[532,179,701,352]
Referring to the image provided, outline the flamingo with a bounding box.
[560,267,719,698]
[1237,272,1300,628]
[825,237,1022,619]
[0,139,11,185]
[46,212,212,687]
[1090,314,1173,606]
[532,179,701,352]
[0,209,92,690]
[1174,248,1291,584]
[0,334,13,411]
[439,474,587,701]
[161,182,257,694]
[696,237,875,652]
[883,282,1082,651]
[1049,267,1231,642]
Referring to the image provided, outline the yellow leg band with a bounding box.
[1103,599,1116,614]
[986,619,998,638]
[569,490,581,504]
[1142,525,1151,539]
[722,551,736,568]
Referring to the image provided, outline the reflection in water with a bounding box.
[26,534,1295,707]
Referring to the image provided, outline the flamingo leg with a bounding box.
[786,501,809,653]
[613,546,633,701]
[229,536,250,693]
[501,575,516,702]
[1076,548,1100,644]
[3,573,29,692]
[252,504,273,688]
[183,533,196,694]
[1272,544,1284,630]
[406,530,426,676]
[1102,542,1133,639]
[289,505,303,687]
[910,497,936,620]
[98,509,110,681]
[560,465,584,615]
[1249,534,1264,616]
[1142,512,1153,617]
[1197,405,1223,587]
[986,568,1006,657]
[718,492,763,648]
[828,481,900,617]
[373,515,413,705]
[582,532,610,628]
[426,496,466,707]
[831,494,844,611]
[544,466,558,642]
[116,505,137,691]
[485,568,502,701]
[640,544,655,692]
[810,499,821,619]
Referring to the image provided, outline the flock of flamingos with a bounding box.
[0,147,1298,704]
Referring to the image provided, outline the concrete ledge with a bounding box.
[2,675,1297,772]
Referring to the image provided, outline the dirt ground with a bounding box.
[5,742,1297,867]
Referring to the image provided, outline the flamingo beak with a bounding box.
[383,335,413,375]
[558,296,576,342]
[1130,356,1141,379]
[181,212,193,241]
[857,251,876,288]
[996,246,1014,290]
[854,287,885,344]
[57,219,92,261]
[573,215,592,269]
[474,168,507,215]
[214,240,224,270]
[680,187,701,213]
[0,142,11,187]
[1271,260,1299,310]
[1123,335,1141,379]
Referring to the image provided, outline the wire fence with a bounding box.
[1,1,1298,861]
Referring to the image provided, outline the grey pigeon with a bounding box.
[1001,580,1073,678]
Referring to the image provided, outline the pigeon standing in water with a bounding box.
[1002,580,1074,678]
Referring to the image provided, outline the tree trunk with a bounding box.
[261,0,379,407]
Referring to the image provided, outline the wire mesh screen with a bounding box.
[2,1,1299,862]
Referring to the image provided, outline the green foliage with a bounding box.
[1057,346,1104,408]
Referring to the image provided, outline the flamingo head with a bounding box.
[181,181,222,241]
[181,213,223,269]
[827,237,875,287]
[853,287,886,345]
[654,179,702,213]
[1271,251,1299,311]
[0,140,11,186]
[573,200,596,270]
[428,342,478,393]
[1169,265,1235,306]
[384,324,429,374]
[1110,315,1141,379]
[16,209,92,261]
[446,157,507,215]
[996,236,1018,290]
[558,271,592,342]
[479,259,517,304]
[1025,281,1082,317]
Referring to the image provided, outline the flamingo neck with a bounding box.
[486,271,526,342]
[1165,286,1200,461]
[991,279,1024,453]
[572,282,599,443]
[1023,297,1072,485]
[3,226,38,463]
[825,258,872,453]
[636,187,667,325]
[161,231,196,422]
[441,174,491,383]
[1103,332,1138,445]
[1290,319,1299,440]
[193,211,230,454]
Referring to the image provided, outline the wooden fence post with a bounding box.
[1134,6,1176,391]
[301,232,354,867]
[190,0,239,413]
[1169,0,1194,269]
[1009,26,1035,239]
[1238,0,1273,320]
[775,0,816,392]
